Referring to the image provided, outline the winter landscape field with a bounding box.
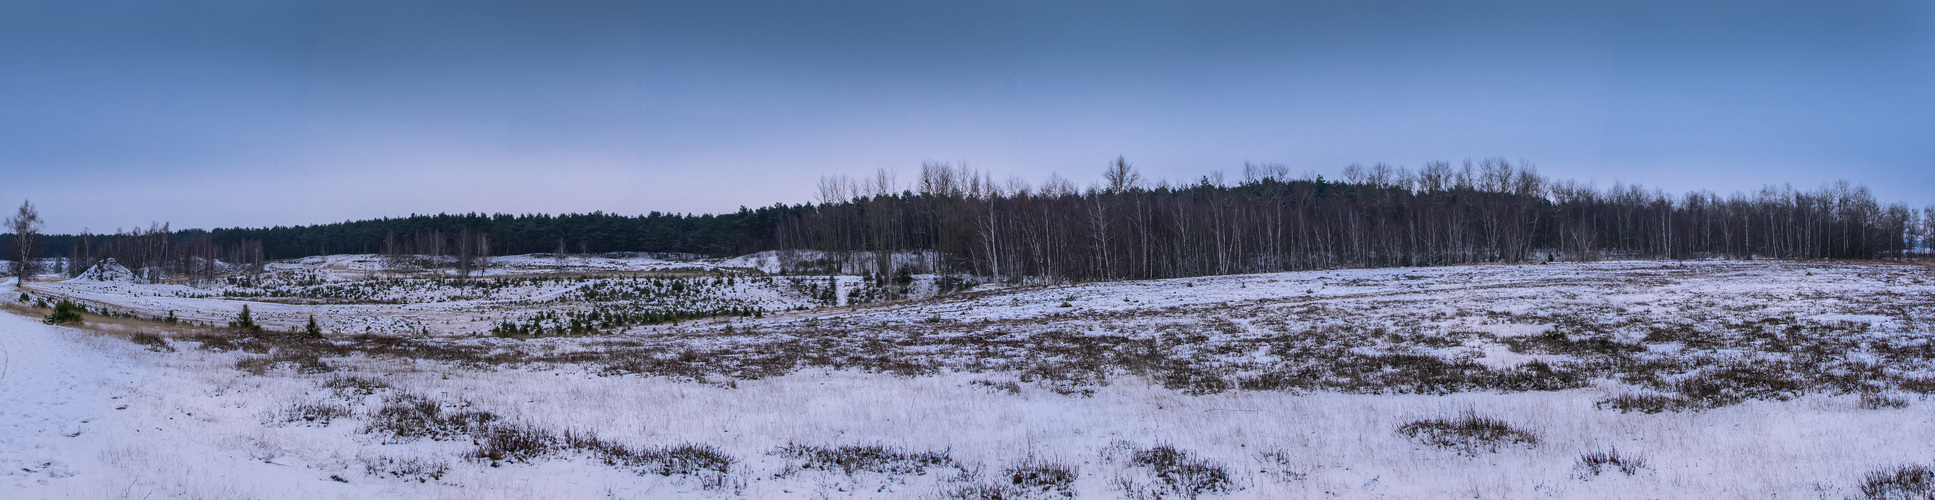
[5,255,1934,499]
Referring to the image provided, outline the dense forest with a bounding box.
[9,157,1935,282]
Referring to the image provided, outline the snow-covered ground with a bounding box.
[23,253,967,336]
[4,259,1935,498]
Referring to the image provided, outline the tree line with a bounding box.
[13,209,802,276]
[776,158,1934,282]
[7,158,1933,283]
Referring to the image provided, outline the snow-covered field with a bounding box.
[24,253,964,337]
[5,259,1935,498]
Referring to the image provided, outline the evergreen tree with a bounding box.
[302,315,323,338]
[229,304,261,334]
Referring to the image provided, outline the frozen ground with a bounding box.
[4,259,1935,498]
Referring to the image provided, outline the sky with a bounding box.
[1,0,1931,233]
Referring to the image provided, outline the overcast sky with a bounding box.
[2,0,1930,233]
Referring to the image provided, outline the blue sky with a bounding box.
[2,0,1930,233]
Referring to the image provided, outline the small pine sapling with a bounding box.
[301,315,324,338]
[43,300,82,325]
[229,304,262,334]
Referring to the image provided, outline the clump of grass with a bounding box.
[1006,457,1078,495]
[235,350,334,375]
[362,455,449,483]
[938,484,1018,500]
[322,375,389,397]
[1574,447,1647,478]
[1397,412,1539,455]
[1103,443,1235,499]
[129,333,174,352]
[183,333,238,352]
[1160,367,1231,395]
[1670,364,1806,408]
[773,443,954,475]
[476,423,558,463]
[971,379,1023,395]
[363,394,498,442]
[277,402,352,426]
[1255,449,1308,482]
[1861,392,1911,410]
[1595,393,1693,413]
[481,429,738,488]
[1861,463,1935,499]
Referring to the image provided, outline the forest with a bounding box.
[10,157,1935,282]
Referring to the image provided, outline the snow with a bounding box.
[67,259,140,284]
[3,259,1934,497]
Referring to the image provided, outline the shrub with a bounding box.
[129,333,174,352]
[184,333,238,352]
[1398,412,1539,454]
[1861,463,1935,499]
[43,300,82,325]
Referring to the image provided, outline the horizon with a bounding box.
[4,168,1923,236]
[4,1,1931,234]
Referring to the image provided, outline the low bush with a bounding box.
[129,333,174,352]
[1861,463,1935,499]
[1398,412,1539,454]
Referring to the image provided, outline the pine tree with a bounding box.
[302,315,323,338]
[43,300,82,325]
[229,304,261,334]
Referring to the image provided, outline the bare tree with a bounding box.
[6,200,42,282]
[1103,156,1141,194]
